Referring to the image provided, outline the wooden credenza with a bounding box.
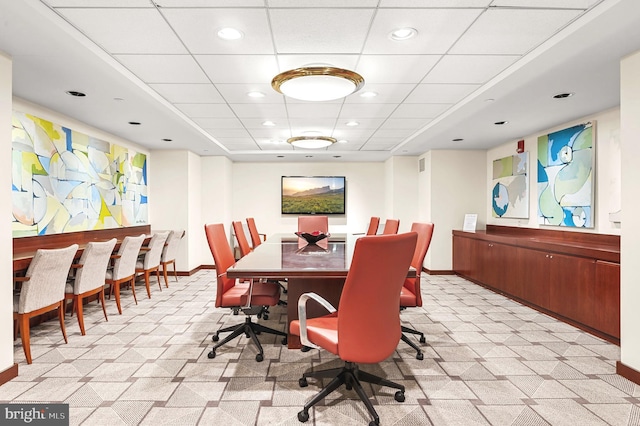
[452,225,620,344]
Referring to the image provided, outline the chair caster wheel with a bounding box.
[283,289,288,294]
[281,337,288,345]
[301,346,311,352]
[263,314,269,320]
[416,352,424,360]
[369,421,379,426]
[245,333,251,338]
[212,334,219,342]
[298,377,308,387]
[208,350,216,359]
[394,391,405,402]
[419,336,426,344]
[297,410,309,422]
[346,383,352,390]
[255,353,264,362]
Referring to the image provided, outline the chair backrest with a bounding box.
[298,215,329,234]
[337,233,417,363]
[112,234,146,280]
[74,239,117,294]
[366,217,380,235]
[141,231,170,269]
[18,244,79,314]
[246,217,262,248]
[404,223,435,307]
[161,229,185,263]
[382,219,400,234]
[232,221,252,258]
[204,223,237,308]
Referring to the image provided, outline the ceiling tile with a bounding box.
[276,54,359,73]
[175,103,237,118]
[159,0,264,6]
[246,127,292,138]
[491,0,598,8]
[196,55,279,83]
[240,118,290,131]
[289,119,338,133]
[331,128,377,140]
[115,55,209,84]
[150,83,225,103]
[370,128,415,138]
[363,8,482,54]
[286,103,343,118]
[194,117,244,128]
[268,0,378,6]
[344,84,417,104]
[356,55,441,84]
[378,118,432,130]
[269,8,375,54]
[379,0,491,6]
[230,103,288,118]
[391,103,452,119]
[215,84,284,104]
[55,8,187,54]
[46,0,151,6]
[207,130,252,139]
[333,118,386,129]
[339,103,398,119]
[404,84,480,104]
[450,8,583,55]
[162,8,274,54]
[423,55,519,84]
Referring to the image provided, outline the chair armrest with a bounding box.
[14,276,30,282]
[297,292,337,349]
[139,247,151,252]
[110,254,122,259]
[70,263,84,269]
[260,233,266,242]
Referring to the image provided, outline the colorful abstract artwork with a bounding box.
[492,152,529,218]
[537,122,594,227]
[11,111,148,237]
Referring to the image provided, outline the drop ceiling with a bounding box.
[1,0,639,162]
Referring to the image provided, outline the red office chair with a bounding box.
[401,222,434,360]
[204,223,287,362]
[232,221,253,258]
[290,232,417,425]
[246,217,266,248]
[366,216,380,235]
[382,218,400,234]
[298,215,329,234]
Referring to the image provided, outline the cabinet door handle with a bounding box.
[549,255,553,259]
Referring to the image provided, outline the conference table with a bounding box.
[226,233,416,349]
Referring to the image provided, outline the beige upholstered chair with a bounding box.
[160,229,185,287]
[65,239,117,335]
[135,231,170,298]
[13,244,79,364]
[106,234,146,314]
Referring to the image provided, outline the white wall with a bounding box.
[231,162,387,237]
[420,150,487,271]
[201,156,233,265]
[486,108,621,235]
[384,156,420,233]
[620,51,640,373]
[1,53,14,373]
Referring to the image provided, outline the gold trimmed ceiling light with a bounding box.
[287,136,337,149]
[272,67,364,102]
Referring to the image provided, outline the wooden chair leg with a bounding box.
[144,272,152,298]
[113,283,123,315]
[58,301,68,344]
[99,290,108,322]
[156,269,162,291]
[18,314,32,364]
[130,277,138,304]
[76,295,86,336]
[162,263,169,288]
[172,261,178,283]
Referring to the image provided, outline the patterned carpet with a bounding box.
[2,271,639,425]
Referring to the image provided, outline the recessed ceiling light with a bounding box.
[217,27,243,40]
[66,91,86,97]
[346,121,359,127]
[553,92,574,99]
[338,140,348,144]
[452,138,464,142]
[247,91,265,98]
[128,121,141,125]
[360,91,378,98]
[484,98,495,103]
[333,156,342,158]
[494,121,508,125]
[162,138,172,142]
[305,155,313,158]
[113,97,124,101]
[262,120,276,127]
[277,155,285,158]
[390,27,417,41]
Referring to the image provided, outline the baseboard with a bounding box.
[617,361,640,385]
[423,268,454,275]
[175,265,216,277]
[0,363,18,386]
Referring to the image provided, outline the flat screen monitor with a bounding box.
[281,176,346,215]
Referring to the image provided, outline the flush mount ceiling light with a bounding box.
[287,136,337,149]
[272,67,364,102]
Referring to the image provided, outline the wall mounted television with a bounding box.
[281,176,346,215]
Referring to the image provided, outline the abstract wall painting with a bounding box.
[537,122,595,228]
[11,111,148,237]
[492,152,529,218]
